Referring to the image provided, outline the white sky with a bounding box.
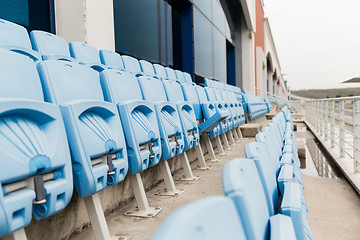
[264,0,360,90]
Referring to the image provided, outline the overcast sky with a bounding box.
[264,0,360,90]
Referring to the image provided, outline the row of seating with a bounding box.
[269,97,287,108]
[0,18,263,239]
[242,90,271,120]
[152,106,312,240]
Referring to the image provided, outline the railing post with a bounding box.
[324,101,329,141]
[317,101,321,131]
[353,100,360,173]
[315,101,319,130]
[320,101,324,137]
[339,101,345,158]
[330,101,335,148]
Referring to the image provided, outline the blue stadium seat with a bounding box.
[180,83,228,134]
[197,85,229,134]
[122,55,143,76]
[244,142,280,216]
[139,59,156,77]
[153,64,168,80]
[183,72,193,83]
[256,127,303,188]
[151,196,246,240]
[0,50,73,237]
[203,87,229,137]
[228,90,246,125]
[222,158,297,240]
[242,91,269,120]
[138,76,184,160]
[69,42,107,71]
[99,49,125,71]
[219,89,241,128]
[204,78,214,87]
[30,30,76,62]
[162,80,199,150]
[37,61,128,198]
[165,67,177,81]
[203,87,230,133]
[265,98,273,112]
[174,70,186,83]
[100,70,161,174]
[0,19,40,62]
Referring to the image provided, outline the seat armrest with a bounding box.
[277,165,294,195]
[270,214,297,240]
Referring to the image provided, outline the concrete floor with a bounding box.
[72,138,254,240]
[296,122,360,240]
[303,175,360,240]
[72,120,360,240]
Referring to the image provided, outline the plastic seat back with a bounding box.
[99,49,125,70]
[138,76,168,102]
[30,31,73,61]
[139,59,156,76]
[152,196,246,240]
[0,19,40,61]
[204,78,213,87]
[0,51,43,101]
[101,70,143,103]
[181,83,202,120]
[214,89,224,102]
[183,72,193,83]
[38,61,128,197]
[174,70,186,83]
[221,90,230,102]
[222,158,271,240]
[0,50,73,236]
[153,64,168,80]
[122,55,142,74]
[244,142,280,216]
[165,67,177,81]
[255,132,281,174]
[38,61,104,104]
[162,80,185,102]
[69,42,101,65]
[100,70,162,172]
[205,87,219,103]
[195,85,209,103]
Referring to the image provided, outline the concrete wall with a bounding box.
[240,0,256,31]
[264,18,288,99]
[256,46,267,97]
[241,23,256,94]
[55,0,115,50]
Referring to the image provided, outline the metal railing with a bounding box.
[293,96,360,174]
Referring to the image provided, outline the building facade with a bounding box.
[0,0,264,91]
[254,0,288,99]
[0,0,287,96]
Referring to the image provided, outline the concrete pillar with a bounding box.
[54,0,115,51]
[241,23,255,94]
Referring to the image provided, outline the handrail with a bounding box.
[304,95,360,102]
[297,96,360,175]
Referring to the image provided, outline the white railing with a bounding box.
[300,96,360,174]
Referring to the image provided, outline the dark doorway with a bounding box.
[0,0,54,33]
[171,0,193,75]
[226,40,236,86]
